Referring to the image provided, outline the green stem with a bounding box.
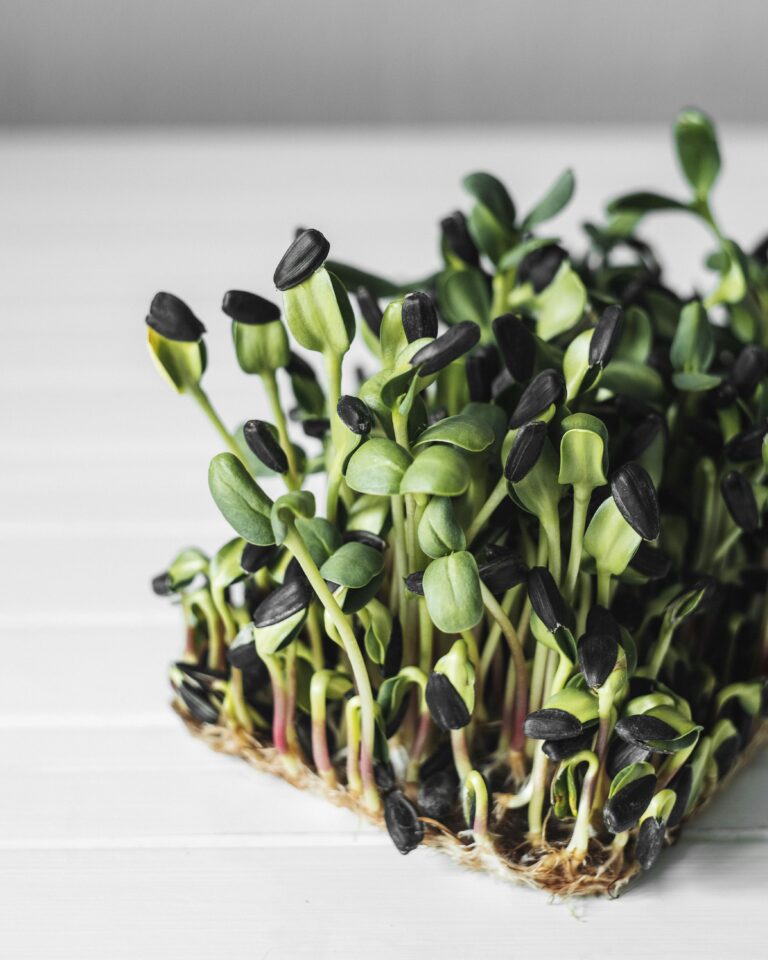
[597,566,612,609]
[647,622,675,680]
[480,582,528,753]
[261,371,300,490]
[527,654,573,841]
[284,527,380,812]
[450,728,473,782]
[566,751,600,858]
[564,488,590,602]
[190,385,243,461]
[466,476,507,545]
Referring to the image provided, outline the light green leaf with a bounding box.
[400,445,471,497]
[414,413,494,452]
[533,263,587,340]
[345,438,413,495]
[423,552,483,633]
[320,542,384,589]
[418,496,467,559]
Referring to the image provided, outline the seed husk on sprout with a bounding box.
[148,109,768,896]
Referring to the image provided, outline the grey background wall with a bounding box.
[3,0,768,124]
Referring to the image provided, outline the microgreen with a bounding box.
[149,109,768,889]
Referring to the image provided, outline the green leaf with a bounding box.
[533,263,587,340]
[325,260,427,298]
[705,240,747,308]
[510,437,562,523]
[320,542,384,589]
[606,192,688,216]
[530,611,578,661]
[675,108,721,199]
[282,266,350,356]
[563,328,600,400]
[670,301,714,373]
[253,607,307,657]
[672,371,722,392]
[462,172,516,229]
[378,299,407,365]
[208,453,274,545]
[441,269,490,328]
[599,360,665,403]
[418,496,467,559]
[467,202,510,264]
[232,319,289,375]
[147,329,204,393]
[361,598,393,665]
[583,495,642,576]
[345,438,413,495]
[614,306,652,363]
[209,537,247,591]
[167,547,209,590]
[558,415,608,489]
[271,491,315,545]
[400,445,471,497]
[522,168,575,229]
[423,552,483,633]
[294,517,341,567]
[414,413,494,452]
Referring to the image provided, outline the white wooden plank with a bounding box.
[0,840,765,960]
[1,725,766,841]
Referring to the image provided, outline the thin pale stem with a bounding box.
[284,527,380,812]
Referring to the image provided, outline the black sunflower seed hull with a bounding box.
[542,727,595,761]
[629,542,672,579]
[440,210,480,267]
[384,790,425,855]
[504,420,547,482]
[606,738,652,779]
[243,420,289,474]
[585,605,621,644]
[721,470,760,533]
[404,571,425,595]
[508,369,565,428]
[342,529,388,552]
[517,244,568,293]
[402,291,438,342]
[425,672,471,730]
[492,313,536,382]
[354,286,383,337]
[478,555,528,595]
[523,707,583,741]
[273,228,330,290]
[252,577,313,628]
[417,767,459,820]
[610,461,660,540]
[527,566,569,631]
[614,715,679,750]
[588,304,624,368]
[151,572,173,596]
[178,681,220,725]
[731,344,767,397]
[221,290,281,325]
[146,292,206,342]
[603,774,656,833]
[635,817,665,870]
[301,417,331,439]
[241,543,279,575]
[410,321,481,376]
[723,421,768,462]
[578,631,619,689]
[227,631,260,670]
[337,395,373,435]
[466,345,501,402]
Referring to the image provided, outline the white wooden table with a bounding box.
[2,126,767,959]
